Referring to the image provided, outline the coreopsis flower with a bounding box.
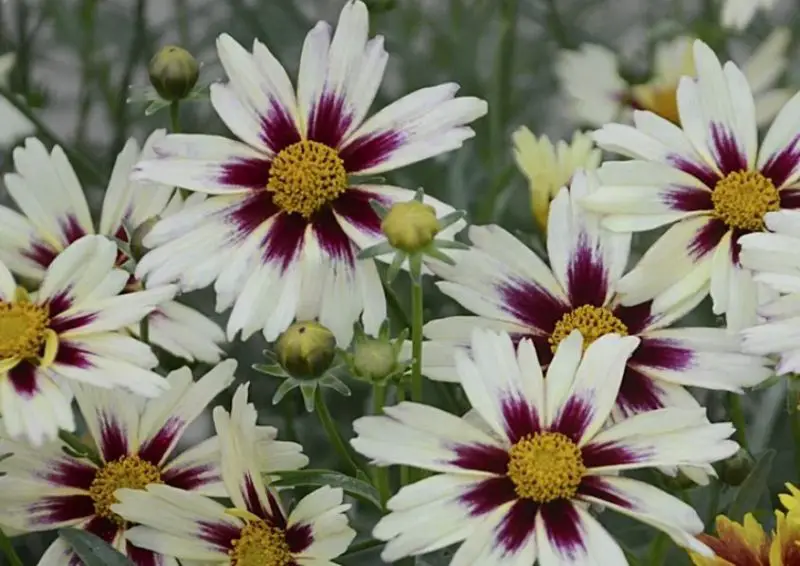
[0,53,34,147]
[0,361,308,565]
[424,172,770,420]
[585,39,800,331]
[352,329,736,564]
[132,0,483,346]
[511,128,601,232]
[112,384,355,565]
[722,0,778,30]
[557,30,791,128]
[0,134,226,363]
[0,235,175,446]
[688,483,800,565]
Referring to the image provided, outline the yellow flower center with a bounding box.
[631,84,680,125]
[712,170,780,231]
[89,456,163,525]
[507,432,586,503]
[267,140,348,218]
[549,304,628,352]
[0,298,50,360]
[229,520,293,566]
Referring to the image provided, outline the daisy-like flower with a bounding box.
[0,235,175,446]
[112,384,355,565]
[352,329,737,564]
[722,0,778,30]
[0,134,226,363]
[423,171,770,421]
[0,53,34,148]
[0,361,309,565]
[585,39,800,331]
[132,0,484,347]
[511,128,601,232]
[557,30,791,128]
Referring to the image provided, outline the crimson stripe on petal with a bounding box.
[266,490,287,529]
[312,207,355,265]
[98,413,130,462]
[460,476,517,517]
[163,463,219,491]
[261,102,302,153]
[449,443,509,475]
[613,302,656,335]
[566,232,608,307]
[496,499,538,554]
[615,365,667,417]
[29,494,95,526]
[331,188,387,237]
[138,417,181,466]
[761,135,800,188]
[50,312,98,334]
[47,291,73,318]
[629,337,694,371]
[83,515,120,544]
[219,158,271,191]
[780,189,800,210]
[261,212,307,270]
[126,543,164,566]
[497,278,570,334]
[62,215,88,245]
[339,130,405,173]
[243,475,270,519]
[669,156,719,189]
[54,341,93,369]
[687,218,727,260]
[501,397,540,443]
[540,499,585,558]
[286,523,313,554]
[577,475,634,509]
[582,439,651,469]
[198,520,241,552]
[227,191,281,239]
[551,397,593,443]
[8,362,38,399]
[662,187,713,212]
[307,93,352,149]
[710,123,747,175]
[39,458,97,489]
[730,227,746,266]
[23,241,58,269]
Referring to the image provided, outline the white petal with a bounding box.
[138,300,225,363]
[37,235,117,306]
[536,501,626,566]
[0,205,50,280]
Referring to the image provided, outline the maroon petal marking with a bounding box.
[286,523,313,554]
[629,336,694,372]
[62,216,88,246]
[460,476,517,517]
[219,158,271,191]
[312,207,356,265]
[198,520,241,552]
[260,212,308,270]
[780,189,800,210]
[688,218,727,260]
[126,543,165,566]
[730,227,746,266]
[39,457,97,489]
[669,156,719,189]
[266,490,288,529]
[613,302,656,335]
[761,134,800,188]
[8,362,38,399]
[242,475,270,520]
[551,397,593,443]
[23,241,59,269]
[97,412,130,462]
[138,417,181,466]
[709,123,747,175]
[339,130,405,173]
[662,187,713,211]
[50,311,98,334]
[497,278,571,335]
[260,102,302,153]
[331,187,388,237]
[83,515,120,544]
[540,499,585,559]
[163,463,219,491]
[307,93,353,149]
[582,438,652,469]
[450,444,510,475]
[226,191,281,240]
[28,494,95,526]
[496,499,538,554]
[577,476,633,509]
[501,397,540,443]
[54,340,93,369]
[566,232,608,307]
[615,365,666,416]
[47,291,73,318]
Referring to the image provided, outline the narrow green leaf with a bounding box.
[727,449,776,522]
[270,469,382,510]
[59,528,134,566]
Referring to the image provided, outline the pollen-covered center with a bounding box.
[229,520,293,566]
[0,299,50,360]
[507,432,586,503]
[89,455,163,524]
[267,140,348,218]
[712,170,780,231]
[549,304,628,352]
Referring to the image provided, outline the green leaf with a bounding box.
[59,528,134,566]
[270,469,382,510]
[727,449,776,522]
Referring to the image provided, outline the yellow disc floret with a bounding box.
[712,170,780,231]
[267,140,348,218]
[549,304,628,352]
[0,290,50,361]
[89,455,163,524]
[507,432,586,503]
[229,520,293,566]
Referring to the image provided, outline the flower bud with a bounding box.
[381,201,440,253]
[148,45,199,101]
[276,321,336,379]
[716,448,755,487]
[352,337,396,382]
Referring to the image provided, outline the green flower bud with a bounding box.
[353,337,396,382]
[381,200,441,253]
[716,448,755,487]
[148,45,199,101]
[276,321,337,379]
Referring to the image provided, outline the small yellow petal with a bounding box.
[225,508,262,524]
[39,329,59,368]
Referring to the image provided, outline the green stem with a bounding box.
[788,379,800,481]
[705,482,722,529]
[372,383,391,508]
[139,317,150,345]
[726,392,749,451]
[58,430,102,467]
[395,382,410,487]
[169,100,181,133]
[410,281,424,403]
[647,533,670,566]
[544,0,572,48]
[315,388,363,477]
[0,528,22,566]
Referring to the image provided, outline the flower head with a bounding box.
[112,384,354,565]
[132,0,482,347]
[352,328,737,564]
[585,39,800,331]
[276,320,337,379]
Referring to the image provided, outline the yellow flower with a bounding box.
[511,128,600,233]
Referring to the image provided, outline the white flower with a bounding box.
[132,0,482,347]
[0,235,175,446]
[0,134,226,363]
[511,128,601,232]
[585,39,800,331]
[112,384,355,565]
[557,30,791,128]
[351,329,737,565]
[0,361,308,564]
[424,172,771,416]
[0,54,34,147]
[722,0,778,30]
[738,209,800,374]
